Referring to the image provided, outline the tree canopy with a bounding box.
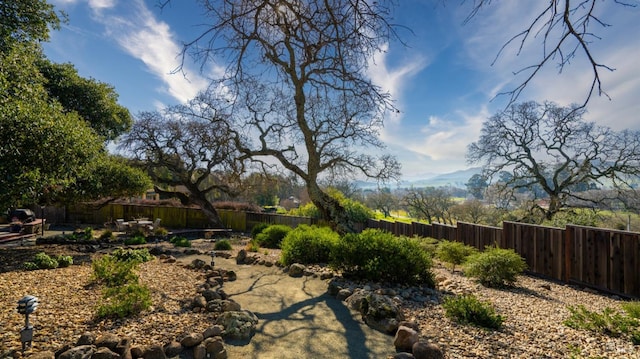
[178,0,401,232]
[467,101,640,220]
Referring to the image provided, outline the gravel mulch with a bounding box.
[0,242,639,358]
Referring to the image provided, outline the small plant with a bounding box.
[464,246,527,287]
[246,240,260,252]
[99,230,114,241]
[124,235,147,245]
[84,227,94,240]
[251,223,270,239]
[564,305,638,338]
[442,294,504,330]
[111,248,153,263]
[169,236,191,247]
[436,240,478,272]
[96,283,151,318]
[56,255,73,268]
[254,224,292,248]
[24,252,59,270]
[92,255,140,287]
[214,239,232,250]
[153,226,169,237]
[622,301,640,320]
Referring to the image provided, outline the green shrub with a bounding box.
[84,227,94,240]
[214,239,232,250]
[289,202,321,218]
[169,236,191,247]
[111,248,153,263]
[91,255,139,287]
[442,294,504,330]
[464,246,527,287]
[255,224,292,248]
[564,305,639,338]
[330,229,434,286]
[96,283,151,318]
[153,226,169,237]
[251,223,270,239]
[24,252,59,270]
[436,240,478,272]
[246,240,260,252]
[280,225,340,265]
[56,255,73,268]
[124,236,147,245]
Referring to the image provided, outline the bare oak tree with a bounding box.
[180,0,401,232]
[402,186,455,225]
[467,101,640,220]
[466,0,636,107]
[120,105,243,228]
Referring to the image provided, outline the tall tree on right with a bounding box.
[467,101,640,220]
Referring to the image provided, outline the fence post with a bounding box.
[564,226,572,283]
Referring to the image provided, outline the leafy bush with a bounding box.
[153,226,169,237]
[251,223,270,239]
[56,255,73,268]
[442,294,504,329]
[99,230,114,241]
[84,227,94,239]
[169,236,191,247]
[246,240,260,252]
[255,224,292,248]
[436,240,478,272]
[214,239,232,250]
[464,246,527,287]
[111,248,153,263]
[124,236,147,245]
[96,283,151,318]
[564,305,639,340]
[24,252,59,270]
[330,229,435,286]
[91,255,140,287]
[280,225,339,265]
[289,202,321,218]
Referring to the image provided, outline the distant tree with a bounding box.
[241,172,281,207]
[467,101,640,220]
[177,0,401,233]
[467,0,634,107]
[403,187,455,225]
[37,60,133,141]
[450,199,489,224]
[466,174,488,200]
[121,104,244,228]
[365,188,398,218]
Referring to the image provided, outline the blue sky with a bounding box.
[44,0,640,180]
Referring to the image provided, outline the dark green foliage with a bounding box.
[436,240,478,272]
[99,230,114,241]
[251,223,270,239]
[24,252,59,270]
[110,248,153,263]
[280,225,339,265]
[124,236,147,245]
[442,294,504,330]
[564,305,639,339]
[464,246,527,287]
[169,236,191,247]
[96,283,151,319]
[330,229,435,286]
[255,224,292,248]
[214,239,232,250]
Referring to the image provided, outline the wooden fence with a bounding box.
[47,203,639,298]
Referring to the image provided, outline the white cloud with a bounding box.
[89,0,213,104]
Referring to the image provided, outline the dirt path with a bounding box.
[178,255,394,359]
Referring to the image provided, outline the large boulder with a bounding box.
[412,341,444,359]
[288,263,306,278]
[181,333,204,347]
[216,310,259,340]
[58,345,96,359]
[394,326,419,352]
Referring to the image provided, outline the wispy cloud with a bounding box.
[88,0,212,104]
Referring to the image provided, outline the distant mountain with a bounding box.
[353,167,483,190]
[400,167,482,189]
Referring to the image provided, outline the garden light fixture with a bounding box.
[17,295,39,352]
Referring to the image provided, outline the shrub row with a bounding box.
[24,252,73,270]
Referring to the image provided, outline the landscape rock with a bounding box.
[162,341,182,357]
[95,334,121,351]
[91,347,120,359]
[141,345,166,359]
[346,290,404,334]
[394,326,419,352]
[235,250,247,264]
[190,259,206,269]
[58,345,96,359]
[180,333,204,348]
[28,351,55,359]
[392,353,415,359]
[203,325,224,338]
[76,332,95,346]
[412,341,444,359]
[193,344,206,359]
[193,295,207,308]
[288,263,305,277]
[336,288,353,301]
[216,310,259,340]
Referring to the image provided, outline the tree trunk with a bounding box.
[154,185,224,228]
[306,181,353,233]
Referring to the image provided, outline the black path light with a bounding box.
[17,295,39,352]
[210,250,216,268]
